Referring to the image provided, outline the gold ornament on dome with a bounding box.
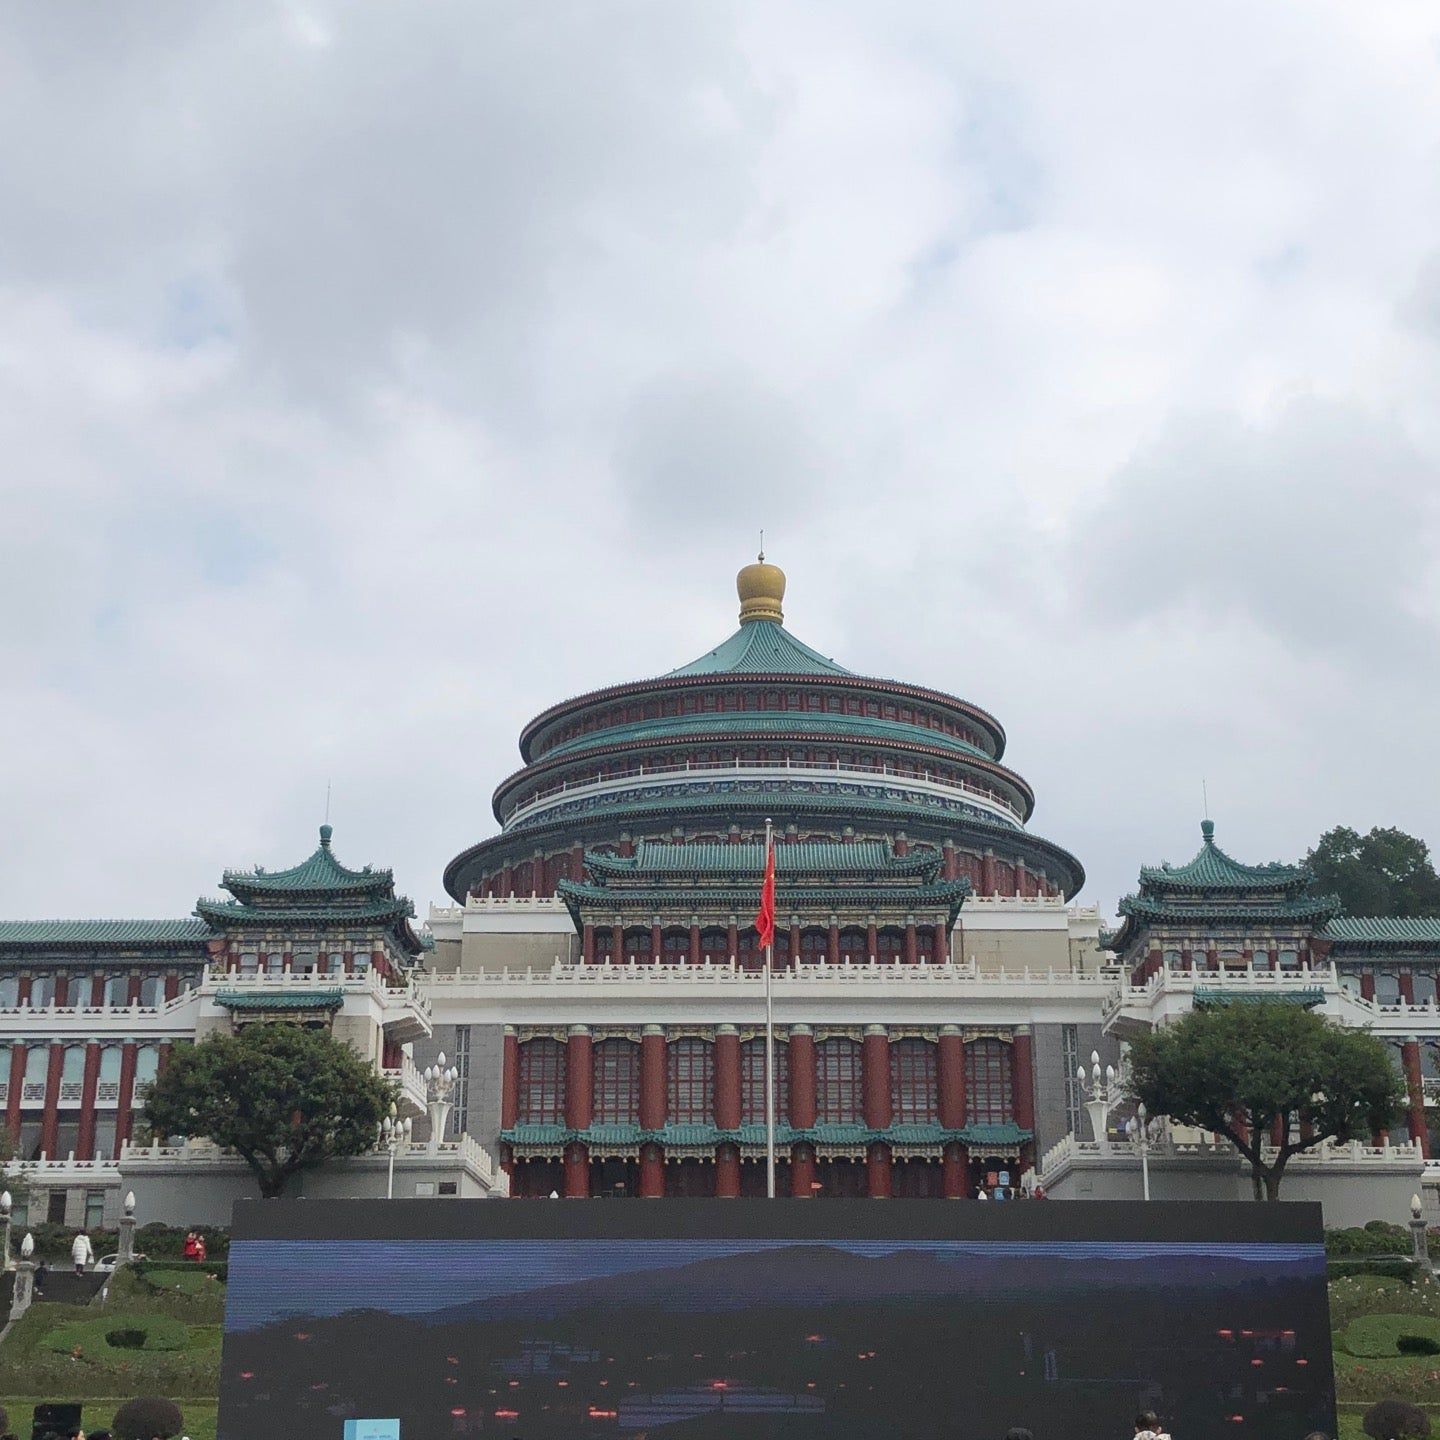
[737,549,785,625]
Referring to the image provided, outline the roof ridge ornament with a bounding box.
[736,552,786,626]
[1201,818,1215,844]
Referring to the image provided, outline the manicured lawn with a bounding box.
[0,1395,217,1439]
[1331,1275,1440,1405]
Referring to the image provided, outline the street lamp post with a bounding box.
[0,1190,12,1272]
[1075,1050,1123,1152]
[381,1104,413,1200]
[1126,1102,1153,1201]
[424,1052,460,1154]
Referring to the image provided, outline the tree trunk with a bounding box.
[1264,1168,1284,1201]
[1250,1164,1264,1202]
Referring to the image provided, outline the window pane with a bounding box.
[517,1039,566,1125]
[889,1039,937,1124]
[667,1039,714,1125]
[964,1039,1014,1125]
[593,1041,639,1125]
[817,1039,862,1124]
[741,1039,788,1126]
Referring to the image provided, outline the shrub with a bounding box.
[106,1326,148,1350]
[113,1395,185,1440]
[0,1404,7,1432]
[1328,1258,1420,1283]
[1363,1398,1432,1439]
[1328,1223,1413,1257]
[1397,1334,1440,1356]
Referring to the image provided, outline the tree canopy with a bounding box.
[1127,1002,1404,1200]
[143,1023,396,1198]
[1308,825,1440,917]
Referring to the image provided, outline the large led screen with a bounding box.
[220,1200,1334,1439]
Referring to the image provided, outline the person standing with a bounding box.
[70,1229,94,1275]
[1134,1409,1172,1440]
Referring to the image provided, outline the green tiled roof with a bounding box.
[223,825,393,898]
[1138,821,1311,892]
[538,712,991,764]
[1117,896,1340,925]
[215,989,346,1011]
[1325,917,1440,945]
[1194,988,1326,1009]
[557,877,970,920]
[590,839,939,879]
[666,621,852,678]
[0,919,211,947]
[196,898,416,927]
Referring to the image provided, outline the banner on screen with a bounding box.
[219,1199,1334,1439]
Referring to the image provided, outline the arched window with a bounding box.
[104,975,130,1006]
[60,1044,85,1101]
[890,1039,938,1124]
[667,1039,713,1125]
[593,1040,639,1125]
[837,928,867,964]
[741,1039,788,1126]
[137,975,161,1006]
[23,1046,49,1093]
[876,929,905,966]
[965,1039,1013,1126]
[517,1039,566,1125]
[817,1038,862,1124]
[0,976,18,1008]
[28,975,55,1007]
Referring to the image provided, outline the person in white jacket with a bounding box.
[70,1229,94,1275]
[1134,1410,1172,1440]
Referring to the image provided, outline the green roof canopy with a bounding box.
[222,824,393,899]
[1193,988,1327,1009]
[666,620,852,678]
[1324,917,1440,945]
[1139,820,1312,893]
[0,919,211,947]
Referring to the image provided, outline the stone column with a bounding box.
[788,1026,817,1129]
[640,1027,667,1131]
[1402,1038,1430,1157]
[714,1026,741,1131]
[715,1144,741,1198]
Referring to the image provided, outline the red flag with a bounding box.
[755,838,776,951]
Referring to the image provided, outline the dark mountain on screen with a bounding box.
[422,1243,1293,1324]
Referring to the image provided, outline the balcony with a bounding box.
[382,1053,428,1117]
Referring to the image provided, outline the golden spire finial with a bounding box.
[737,546,785,625]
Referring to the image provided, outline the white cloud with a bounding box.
[2,0,1439,918]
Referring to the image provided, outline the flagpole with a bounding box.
[764,816,776,1199]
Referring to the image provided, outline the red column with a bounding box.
[650,923,662,965]
[789,1026,817,1129]
[39,1043,63,1157]
[114,1042,138,1157]
[127,973,143,1004]
[727,921,738,962]
[582,924,596,964]
[76,1042,101,1160]
[1400,974,1416,1005]
[866,922,878,962]
[942,841,957,882]
[640,1027,666,1130]
[164,974,179,1001]
[54,975,69,1006]
[564,1143,590,1198]
[867,1142,892,1198]
[791,1144,817,1197]
[938,1026,966,1129]
[571,843,585,882]
[933,922,949,965]
[863,1027,892,1130]
[639,1144,665,1198]
[981,851,996,895]
[716,1144,741,1197]
[611,924,624,965]
[1014,859,1027,897]
[942,1143,968,1198]
[90,974,105,1006]
[4,1044,23,1140]
[827,923,840,965]
[689,925,701,966]
[714,1026,741,1131]
[789,921,801,970]
[903,924,917,966]
[501,1029,519,1130]
[1011,1028,1035,1128]
[1361,973,1376,1001]
[566,1027,594,1130]
[1402,1039,1429,1157]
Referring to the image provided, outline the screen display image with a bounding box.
[219,1201,1335,1440]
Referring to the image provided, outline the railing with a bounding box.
[422,960,1124,990]
[1103,960,1341,1022]
[382,1053,428,1112]
[502,757,1025,829]
[200,964,431,1021]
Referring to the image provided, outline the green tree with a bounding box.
[143,1024,396,1199]
[1127,1002,1404,1201]
[1307,825,1440,917]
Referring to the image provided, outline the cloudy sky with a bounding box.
[3,1,1437,922]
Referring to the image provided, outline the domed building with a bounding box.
[426,558,1109,1200]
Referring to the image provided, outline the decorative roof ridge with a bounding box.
[0,918,213,945]
[1136,820,1315,892]
[1324,915,1440,943]
[221,824,394,898]
[664,619,853,679]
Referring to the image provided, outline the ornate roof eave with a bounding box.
[221,825,395,904]
[583,841,942,882]
[445,800,1084,902]
[518,669,1009,768]
[1134,821,1314,894]
[0,918,215,949]
[1115,895,1340,924]
[501,1119,1029,1150]
[194,899,425,955]
[493,737,1036,828]
[1323,916,1440,948]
